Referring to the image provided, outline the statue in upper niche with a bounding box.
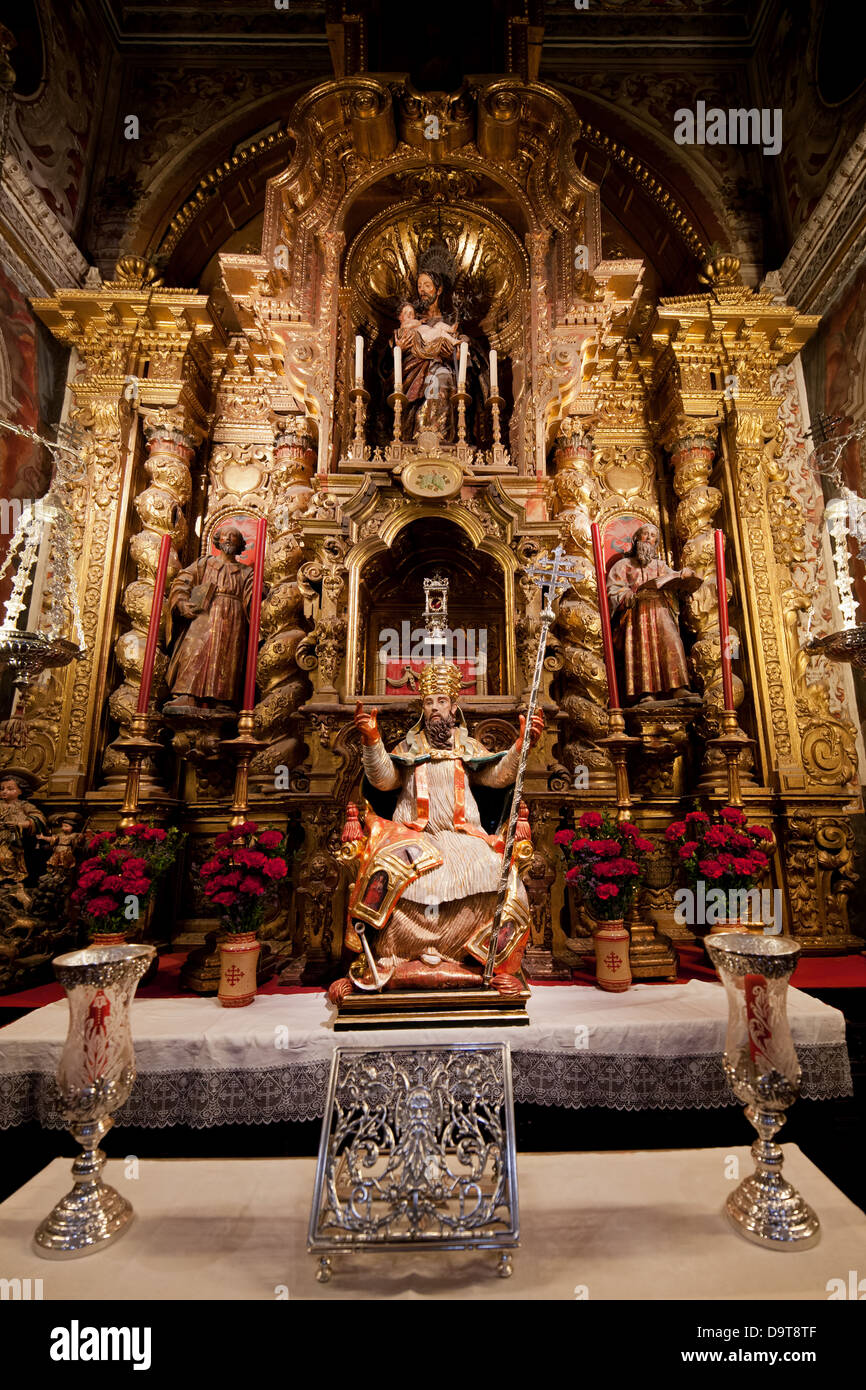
[391,241,485,445]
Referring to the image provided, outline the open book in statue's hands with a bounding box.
[635,571,703,597]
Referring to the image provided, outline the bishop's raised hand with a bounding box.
[518,710,544,749]
[354,701,380,746]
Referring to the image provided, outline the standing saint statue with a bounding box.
[163,524,255,712]
[393,243,476,444]
[329,661,542,1000]
[606,522,701,703]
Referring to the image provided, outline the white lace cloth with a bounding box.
[0,981,851,1128]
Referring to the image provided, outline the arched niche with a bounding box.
[345,511,517,702]
[339,191,530,459]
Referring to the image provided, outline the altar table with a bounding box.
[0,981,851,1128]
[1,1146,864,1299]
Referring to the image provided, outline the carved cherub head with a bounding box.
[0,772,36,803]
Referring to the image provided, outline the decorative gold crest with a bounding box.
[400,458,465,501]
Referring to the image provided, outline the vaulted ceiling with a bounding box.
[5,1,864,296]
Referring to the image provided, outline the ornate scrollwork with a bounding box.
[784,813,858,947]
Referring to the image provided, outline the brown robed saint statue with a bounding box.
[163,524,255,713]
[328,661,542,1001]
[606,522,701,703]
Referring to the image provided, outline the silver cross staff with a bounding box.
[483,544,587,986]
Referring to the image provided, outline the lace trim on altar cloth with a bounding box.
[0,1044,852,1129]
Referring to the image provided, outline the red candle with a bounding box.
[714,529,735,713]
[136,533,172,714]
[591,521,620,710]
[242,517,268,711]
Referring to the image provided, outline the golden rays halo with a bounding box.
[343,197,528,353]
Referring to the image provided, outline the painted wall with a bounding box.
[4,0,108,237]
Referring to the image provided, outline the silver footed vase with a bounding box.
[33,943,155,1259]
[706,932,819,1250]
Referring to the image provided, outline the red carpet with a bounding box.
[674,940,866,989]
[1,942,864,1012]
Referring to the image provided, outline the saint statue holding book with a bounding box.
[606,522,701,702]
[163,524,254,712]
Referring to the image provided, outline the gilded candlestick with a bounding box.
[348,386,370,460]
[487,392,510,468]
[116,711,163,831]
[710,707,748,809]
[599,707,639,824]
[454,388,470,447]
[387,388,407,458]
[222,710,265,828]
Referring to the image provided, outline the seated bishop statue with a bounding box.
[328,661,542,1000]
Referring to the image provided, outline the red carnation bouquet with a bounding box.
[554,809,656,921]
[198,821,288,934]
[665,806,774,893]
[71,824,184,937]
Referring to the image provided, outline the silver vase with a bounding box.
[33,943,155,1259]
[706,932,820,1250]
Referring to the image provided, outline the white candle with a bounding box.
[458,340,468,390]
[489,348,498,394]
[394,344,402,393]
[354,334,364,387]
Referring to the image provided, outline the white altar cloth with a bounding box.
[1,1146,864,1300]
[0,981,851,1127]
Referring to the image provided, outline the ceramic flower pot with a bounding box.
[707,915,765,937]
[593,919,632,992]
[217,931,261,1007]
[88,931,127,948]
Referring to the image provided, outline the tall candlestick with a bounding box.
[458,340,468,390]
[242,517,267,712]
[714,529,735,713]
[354,335,364,387]
[394,344,402,392]
[489,348,498,394]
[591,521,620,710]
[136,532,171,714]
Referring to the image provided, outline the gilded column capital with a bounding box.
[142,408,201,455]
[659,413,720,459]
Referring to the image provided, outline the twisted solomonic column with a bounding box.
[102,411,193,788]
[249,423,316,789]
[666,417,741,713]
[549,419,612,790]
[666,415,751,790]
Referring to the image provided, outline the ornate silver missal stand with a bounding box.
[308,1043,519,1281]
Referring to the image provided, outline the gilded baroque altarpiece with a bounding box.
[6,75,861,966]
